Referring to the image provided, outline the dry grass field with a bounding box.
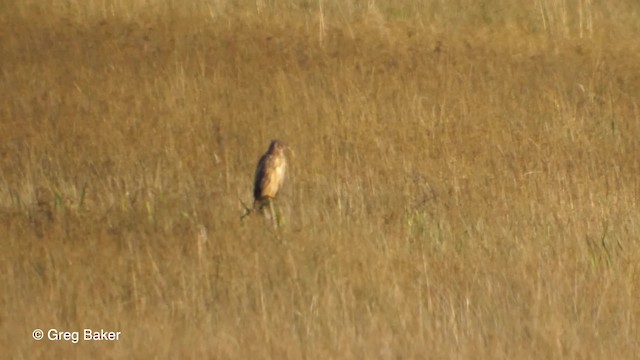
[2,0,640,358]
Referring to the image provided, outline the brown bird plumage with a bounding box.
[253,140,287,208]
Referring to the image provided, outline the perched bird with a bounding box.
[253,140,287,209]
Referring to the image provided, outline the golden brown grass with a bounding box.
[2,0,640,358]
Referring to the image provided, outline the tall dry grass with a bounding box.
[1,0,639,358]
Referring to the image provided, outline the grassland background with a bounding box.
[1,0,640,358]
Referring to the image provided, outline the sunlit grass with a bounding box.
[1,0,639,358]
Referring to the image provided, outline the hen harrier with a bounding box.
[253,139,287,209]
[240,139,287,223]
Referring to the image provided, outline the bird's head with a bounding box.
[268,139,286,154]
